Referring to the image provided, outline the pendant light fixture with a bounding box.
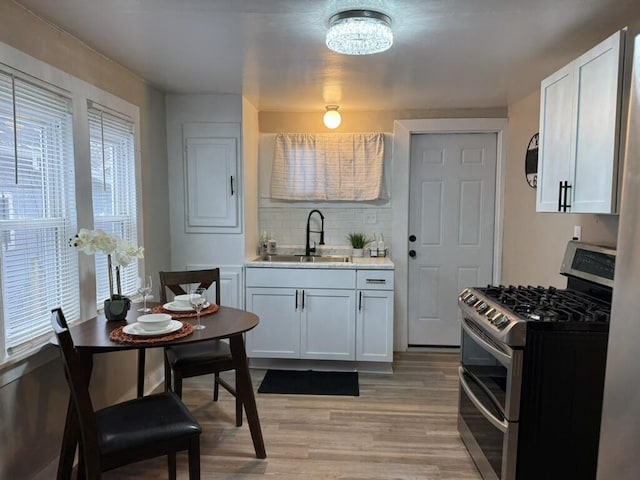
[323,105,342,129]
[326,9,393,56]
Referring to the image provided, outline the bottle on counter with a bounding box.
[377,233,385,257]
[370,235,378,257]
[261,231,268,255]
[267,233,277,254]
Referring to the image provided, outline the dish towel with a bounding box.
[271,132,385,201]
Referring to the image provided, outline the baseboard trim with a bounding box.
[248,358,393,374]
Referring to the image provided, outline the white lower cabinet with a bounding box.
[245,287,300,358]
[245,286,356,360]
[300,289,356,360]
[245,268,357,360]
[356,270,394,362]
[245,267,394,363]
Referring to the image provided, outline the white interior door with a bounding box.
[408,133,497,346]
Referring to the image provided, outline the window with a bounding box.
[88,104,138,304]
[0,70,79,353]
[271,133,386,201]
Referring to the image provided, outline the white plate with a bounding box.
[163,301,210,312]
[123,320,183,337]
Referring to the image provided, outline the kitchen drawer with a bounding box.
[356,270,394,290]
[246,267,356,289]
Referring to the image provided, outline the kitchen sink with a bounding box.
[258,254,351,263]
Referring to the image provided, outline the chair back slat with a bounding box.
[159,268,221,304]
[50,308,102,475]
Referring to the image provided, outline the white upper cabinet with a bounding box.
[537,29,625,214]
[183,122,240,232]
[538,63,575,212]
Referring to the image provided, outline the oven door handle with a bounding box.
[462,318,513,368]
[459,367,509,433]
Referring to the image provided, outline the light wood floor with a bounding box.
[104,351,482,479]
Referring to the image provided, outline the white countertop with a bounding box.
[245,256,394,270]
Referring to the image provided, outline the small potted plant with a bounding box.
[347,232,370,257]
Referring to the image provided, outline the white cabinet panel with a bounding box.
[245,287,299,358]
[357,289,394,362]
[183,122,240,232]
[301,289,356,360]
[356,270,394,362]
[356,270,394,290]
[186,264,243,308]
[538,63,575,212]
[572,32,623,213]
[537,29,624,214]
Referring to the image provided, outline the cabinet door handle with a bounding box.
[230,176,235,196]
[295,290,298,310]
[558,181,563,212]
[359,291,362,311]
[563,181,572,212]
[301,290,305,310]
[365,279,386,284]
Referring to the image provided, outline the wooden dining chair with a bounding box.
[50,308,201,480]
[159,268,243,427]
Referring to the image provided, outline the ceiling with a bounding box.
[14,0,640,112]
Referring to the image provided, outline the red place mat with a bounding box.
[109,321,194,345]
[152,303,219,319]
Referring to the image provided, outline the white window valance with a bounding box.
[271,132,385,201]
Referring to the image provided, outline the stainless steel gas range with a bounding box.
[457,241,615,480]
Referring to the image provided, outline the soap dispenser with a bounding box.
[267,233,277,254]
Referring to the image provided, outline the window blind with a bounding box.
[0,70,79,352]
[271,133,385,201]
[88,105,138,304]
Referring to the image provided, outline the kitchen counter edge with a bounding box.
[245,257,394,270]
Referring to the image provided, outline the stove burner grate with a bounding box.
[479,285,611,323]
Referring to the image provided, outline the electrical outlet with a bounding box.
[573,225,582,241]
[364,211,377,224]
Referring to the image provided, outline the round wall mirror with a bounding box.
[525,133,539,188]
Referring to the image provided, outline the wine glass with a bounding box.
[189,287,207,330]
[137,275,152,312]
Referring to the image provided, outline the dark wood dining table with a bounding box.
[51,303,266,480]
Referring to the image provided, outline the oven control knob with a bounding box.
[496,315,510,329]
[477,302,490,313]
[465,295,478,305]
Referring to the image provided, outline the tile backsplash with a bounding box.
[257,206,393,257]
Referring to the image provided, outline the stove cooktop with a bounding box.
[459,284,612,347]
[480,285,611,323]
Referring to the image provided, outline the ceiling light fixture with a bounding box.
[323,105,342,129]
[326,9,393,56]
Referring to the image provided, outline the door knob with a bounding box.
[409,250,416,258]
[409,235,416,242]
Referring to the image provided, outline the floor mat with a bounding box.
[257,369,359,396]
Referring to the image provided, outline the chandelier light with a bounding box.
[326,9,393,56]
[323,105,342,129]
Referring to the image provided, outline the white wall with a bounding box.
[256,133,393,255]
[243,98,260,260]
[165,94,246,268]
[0,3,170,478]
[501,90,619,287]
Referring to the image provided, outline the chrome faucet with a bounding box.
[305,209,325,256]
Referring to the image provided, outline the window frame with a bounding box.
[88,103,140,307]
[0,68,79,355]
[0,41,144,370]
